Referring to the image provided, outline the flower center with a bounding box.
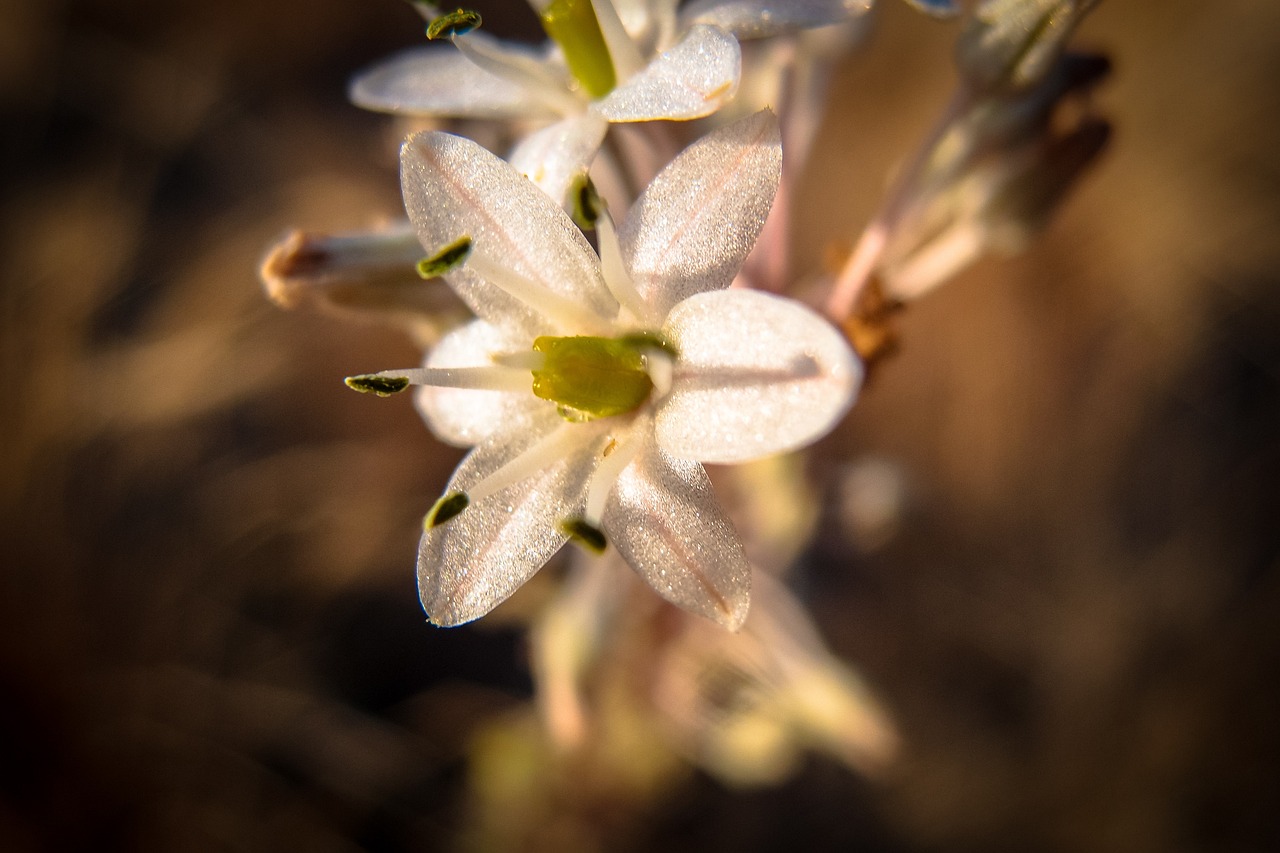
[538,0,617,99]
[530,334,653,419]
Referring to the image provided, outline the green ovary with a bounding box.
[539,0,617,99]
[531,335,652,419]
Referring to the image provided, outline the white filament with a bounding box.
[465,251,612,334]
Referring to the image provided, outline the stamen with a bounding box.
[643,346,674,398]
[569,172,602,231]
[491,349,546,370]
[346,365,533,394]
[583,429,642,523]
[466,251,612,334]
[426,9,483,40]
[425,491,470,528]
[416,236,472,278]
[450,31,584,116]
[345,374,411,396]
[594,207,650,323]
[560,517,607,553]
[467,423,596,502]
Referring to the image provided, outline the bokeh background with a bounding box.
[3,0,1278,850]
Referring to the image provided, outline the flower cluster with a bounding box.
[263,0,1109,788]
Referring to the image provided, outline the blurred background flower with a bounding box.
[3,0,1279,850]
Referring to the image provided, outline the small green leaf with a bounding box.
[416,236,472,278]
[345,374,411,396]
[427,8,482,40]
[425,492,470,528]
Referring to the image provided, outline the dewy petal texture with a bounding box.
[620,109,781,320]
[419,413,608,626]
[603,436,751,629]
[415,320,543,447]
[680,0,872,39]
[349,45,555,119]
[401,131,616,336]
[658,289,861,463]
[592,24,741,122]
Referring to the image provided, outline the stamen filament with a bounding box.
[466,252,613,334]
[362,365,533,392]
[451,33,584,116]
[469,423,599,502]
[595,208,650,323]
[584,428,643,523]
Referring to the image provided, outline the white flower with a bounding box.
[349,0,871,208]
[348,111,860,629]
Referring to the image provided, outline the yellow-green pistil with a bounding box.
[531,335,652,420]
[539,0,617,99]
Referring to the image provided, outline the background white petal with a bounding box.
[657,289,860,463]
[419,415,607,626]
[603,437,751,629]
[508,114,609,212]
[349,45,555,119]
[401,131,616,337]
[592,24,740,122]
[415,320,543,447]
[679,0,872,39]
[618,110,780,320]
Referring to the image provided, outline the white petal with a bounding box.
[415,320,542,447]
[401,131,616,336]
[508,114,609,212]
[418,415,607,626]
[603,436,751,629]
[657,289,860,463]
[592,24,740,122]
[680,0,871,39]
[349,45,555,119]
[619,109,781,321]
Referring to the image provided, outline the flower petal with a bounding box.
[508,114,609,212]
[657,289,860,463]
[418,414,607,626]
[618,109,781,321]
[401,130,616,336]
[349,44,556,119]
[603,435,751,629]
[680,0,872,39]
[592,24,740,122]
[415,319,542,447]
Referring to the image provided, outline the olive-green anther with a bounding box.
[569,173,602,231]
[345,374,411,396]
[416,236,473,278]
[561,517,607,554]
[427,8,482,40]
[425,492,470,528]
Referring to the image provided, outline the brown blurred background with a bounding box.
[2,0,1278,850]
